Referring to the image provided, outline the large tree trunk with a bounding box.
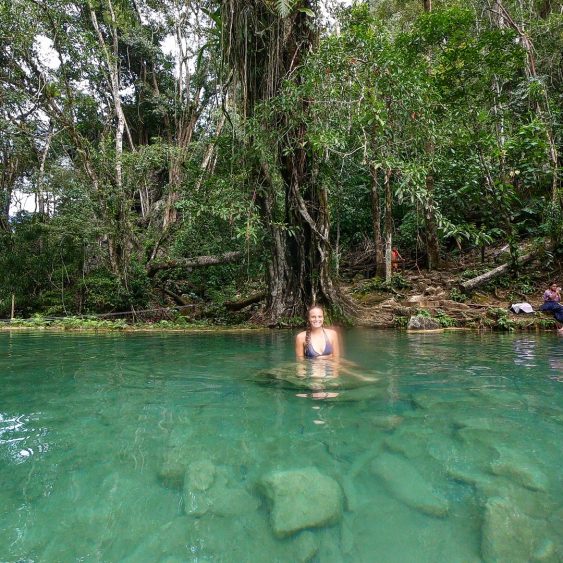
[384,168,393,282]
[420,0,441,270]
[36,122,54,216]
[89,0,135,281]
[425,170,441,270]
[271,11,349,321]
[0,155,16,232]
[0,185,10,232]
[224,0,353,323]
[370,163,384,277]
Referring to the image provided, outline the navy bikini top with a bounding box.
[304,329,333,358]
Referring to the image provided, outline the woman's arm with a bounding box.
[328,329,341,358]
[295,331,305,359]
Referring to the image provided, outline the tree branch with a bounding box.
[147,251,243,276]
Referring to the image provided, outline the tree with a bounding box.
[222,0,353,322]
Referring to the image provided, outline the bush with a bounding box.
[80,265,150,314]
[434,310,457,327]
[487,308,515,331]
[449,287,467,303]
[352,274,410,295]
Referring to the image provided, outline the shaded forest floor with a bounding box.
[348,244,562,331]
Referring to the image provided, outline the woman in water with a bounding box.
[294,305,341,397]
[292,305,375,399]
[295,305,340,360]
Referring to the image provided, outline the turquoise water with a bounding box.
[1,330,561,562]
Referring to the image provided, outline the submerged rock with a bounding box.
[481,497,555,562]
[456,427,510,455]
[183,463,259,518]
[291,531,319,562]
[475,478,557,521]
[369,414,403,430]
[384,424,444,459]
[186,459,216,492]
[179,507,321,562]
[414,393,478,412]
[371,453,449,517]
[157,426,195,489]
[490,447,548,492]
[259,467,343,537]
[121,517,193,562]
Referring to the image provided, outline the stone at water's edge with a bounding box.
[481,497,556,562]
[407,315,441,330]
[259,467,343,538]
[371,452,449,517]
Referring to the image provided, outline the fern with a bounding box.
[275,0,294,18]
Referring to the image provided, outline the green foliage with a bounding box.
[277,315,306,328]
[417,309,432,318]
[449,287,467,303]
[5,314,254,331]
[461,266,489,281]
[434,310,457,328]
[487,308,515,331]
[535,316,557,330]
[79,265,150,314]
[513,275,535,295]
[390,273,410,290]
[8,315,129,330]
[153,318,214,329]
[8,314,49,327]
[505,119,552,189]
[352,273,409,295]
[394,315,409,328]
[57,317,129,331]
[1,0,561,325]
[272,0,297,18]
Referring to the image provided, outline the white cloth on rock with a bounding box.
[510,303,534,314]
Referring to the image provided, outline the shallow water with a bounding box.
[1,330,561,562]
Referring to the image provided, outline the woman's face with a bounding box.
[308,307,324,328]
[550,283,558,291]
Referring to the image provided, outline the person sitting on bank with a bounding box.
[540,281,563,324]
[391,247,404,272]
[295,305,340,360]
[543,282,561,303]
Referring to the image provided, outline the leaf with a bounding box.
[275,0,294,18]
[298,7,315,17]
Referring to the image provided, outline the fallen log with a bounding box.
[460,252,534,293]
[147,251,243,276]
[225,291,267,311]
[161,287,191,306]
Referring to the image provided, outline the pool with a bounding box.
[1,330,561,561]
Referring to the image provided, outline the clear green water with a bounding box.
[1,330,562,562]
